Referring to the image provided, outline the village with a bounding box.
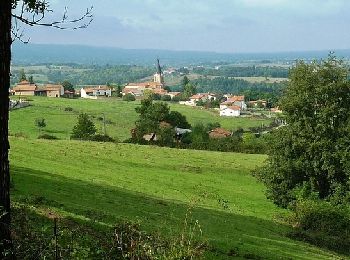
[10,60,282,118]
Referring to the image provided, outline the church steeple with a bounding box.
[156,58,162,75]
[154,58,164,85]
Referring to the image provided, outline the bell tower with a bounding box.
[153,59,164,85]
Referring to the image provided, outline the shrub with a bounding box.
[122,93,136,102]
[71,113,97,140]
[38,134,59,140]
[289,199,350,254]
[90,134,116,143]
[161,95,172,101]
[64,107,73,112]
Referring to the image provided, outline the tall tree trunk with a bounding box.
[0,1,13,258]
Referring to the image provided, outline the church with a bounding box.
[122,59,168,97]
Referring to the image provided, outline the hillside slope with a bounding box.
[9,138,342,259]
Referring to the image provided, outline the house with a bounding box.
[226,95,247,110]
[81,85,112,98]
[45,84,64,97]
[209,128,232,139]
[248,100,268,108]
[122,59,168,97]
[168,92,181,99]
[34,84,64,97]
[13,80,37,96]
[220,105,241,117]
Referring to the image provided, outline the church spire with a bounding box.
[154,58,164,85]
[156,58,162,75]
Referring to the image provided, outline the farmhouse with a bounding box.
[220,105,241,117]
[248,100,268,108]
[13,80,38,96]
[168,92,181,99]
[222,95,247,110]
[122,59,168,97]
[81,85,112,98]
[45,84,64,97]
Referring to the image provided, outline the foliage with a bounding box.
[38,134,58,140]
[62,80,74,92]
[255,55,350,208]
[90,134,116,143]
[288,199,350,254]
[19,69,26,81]
[122,93,136,102]
[183,82,197,99]
[165,111,191,129]
[193,77,284,106]
[71,113,96,140]
[161,94,172,101]
[35,118,46,129]
[193,65,289,78]
[134,99,170,140]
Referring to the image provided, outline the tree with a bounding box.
[71,113,96,140]
[28,75,34,84]
[0,2,92,256]
[122,93,136,102]
[116,84,123,97]
[35,118,46,134]
[256,55,350,208]
[134,99,169,141]
[181,76,190,89]
[62,80,74,92]
[19,69,26,81]
[183,82,197,99]
[165,111,191,129]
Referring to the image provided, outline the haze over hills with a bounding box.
[12,43,350,66]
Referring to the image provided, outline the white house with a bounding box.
[220,95,247,110]
[220,105,241,117]
[81,86,112,98]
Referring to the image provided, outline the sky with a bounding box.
[15,0,350,53]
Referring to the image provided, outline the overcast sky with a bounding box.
[17,0,350,53]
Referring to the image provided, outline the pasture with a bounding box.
[9,97,272,141]
[9,138,342,259]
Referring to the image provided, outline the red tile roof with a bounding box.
[227,95,245,102]
[227,105,241,111]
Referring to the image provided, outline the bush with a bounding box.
[38,134,59,140]
[161,95,172,101]
[64,107,73,112]
[289,199,350,254]
[90,134,116,143]
[71,113,97,140]
[122,93,136,102]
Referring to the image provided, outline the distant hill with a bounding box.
[12,43,350,66]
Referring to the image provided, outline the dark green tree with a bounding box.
[28,75,34,84]
[62,80,74,92]
[134,99,170,141]
[35,118,46,134]
[183,83,197,99]
[19,69,26,81]
[71,113,97,140]
[181,75,190,89]
[165,111,191,129]
[256,55,350,208]
[122,93,136,101]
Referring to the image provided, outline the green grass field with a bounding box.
[9,97,271,141]
[9,138,343,259]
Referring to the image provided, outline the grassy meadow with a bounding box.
[9,138,343,259]
[9,96,272,141]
